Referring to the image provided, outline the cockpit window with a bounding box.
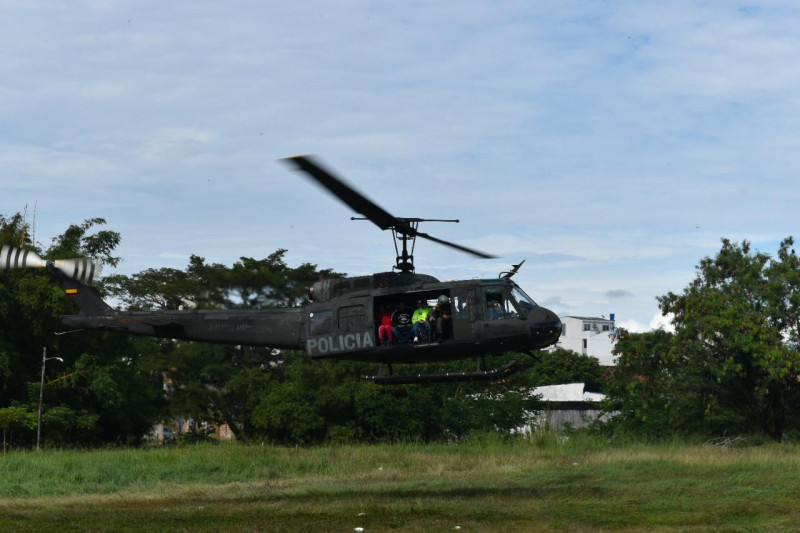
[510,284,537,316]
[485,288,519,320]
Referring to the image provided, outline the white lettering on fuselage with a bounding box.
[307,331,375,356]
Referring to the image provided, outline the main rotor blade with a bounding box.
[415,231,497,259]
[282,155,405,232]
[282,155,496,259]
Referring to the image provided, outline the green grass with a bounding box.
[2,436,800,531]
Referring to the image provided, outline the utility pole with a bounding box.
[37,347,45,451]
[36,347,63,451]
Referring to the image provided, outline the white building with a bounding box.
[555,315,617,366]
[515,382,608,433]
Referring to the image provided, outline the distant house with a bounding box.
[524,382,608,432]
[147,417,235,442]
[555,315,618,366]
[524,315,618,432]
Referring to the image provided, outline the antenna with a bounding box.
[32,200,37,248]
[20,204,28,248]
[500,261,525,279]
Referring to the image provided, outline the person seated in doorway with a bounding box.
[411,300,431,343]
[428,295,453,341]
[376,305,393,345]
[391,302,413,343]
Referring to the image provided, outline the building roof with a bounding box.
[531,383,605,402]
[562,315,614,322]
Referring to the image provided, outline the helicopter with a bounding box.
[1,156,562,384]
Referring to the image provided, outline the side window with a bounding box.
[309,310,333,336]
[485,288,519,320]
[452,293,469,319]
[338,305,366,331]
[486,289,504,320]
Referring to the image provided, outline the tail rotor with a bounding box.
[0,245,103,283]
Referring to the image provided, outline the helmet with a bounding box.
[437,295,450,306]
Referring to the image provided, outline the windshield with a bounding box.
[510,283,538,316]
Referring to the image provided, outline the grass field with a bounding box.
[2,434,800,532]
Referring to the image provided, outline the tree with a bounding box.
[104,268,204,311]
[660,237,800,440]
[185,250,342,309]
[242,352,536,445]
[0,214,164,447]
[521,348,605,388]
[47,218,121,267]
[602,329,676,437]
[605,238,800,441]
[105,251,347,442]
[1,212,542,445]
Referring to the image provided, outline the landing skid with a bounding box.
[364,359,529,385]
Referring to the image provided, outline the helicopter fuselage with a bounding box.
[7,155,566,384]
[60,271,562,365]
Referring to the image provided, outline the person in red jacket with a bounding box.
[377,305,393,345]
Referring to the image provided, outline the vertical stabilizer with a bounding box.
[53,271,115,316]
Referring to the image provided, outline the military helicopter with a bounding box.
[1,156,562,384]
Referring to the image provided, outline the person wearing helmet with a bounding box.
[428,294,452,341]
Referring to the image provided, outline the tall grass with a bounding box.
[2,436,800,531]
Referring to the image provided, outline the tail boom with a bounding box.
[61,308,304,349]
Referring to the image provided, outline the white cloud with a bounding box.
[606,289,634,299]
[140,127,220,162]
[650,313,676,333]
[619,312,675,334]
[0,144,124,188]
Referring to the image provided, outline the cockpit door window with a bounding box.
[485,288,520,320]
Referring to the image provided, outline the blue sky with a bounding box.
[2,1,798,331]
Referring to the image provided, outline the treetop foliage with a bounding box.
[104,249,343,311]
[0,215,157,447]
[606,237,800,441]
[0,213,560,448]
[47,218,122,267]
[15,213,798,446]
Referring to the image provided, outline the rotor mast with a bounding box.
[283,155,495,273]
[351,217,459,273]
